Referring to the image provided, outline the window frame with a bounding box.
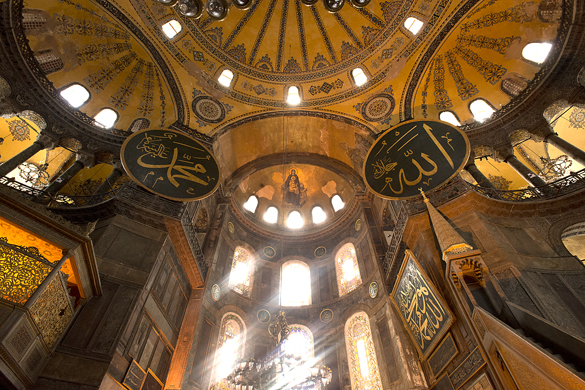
[438,110,462,127]
[468,98,496,123]
[403,16,425,36]
[160,18,184,40]
[350,67,369,87]
[335,242,362,296]
[285,85,302,106]
[228,246,255,297]
[93,107,119,129]
[217,68,235,88]
[59,82,91,108]
[521,42,553,66]
[281,260,312,306]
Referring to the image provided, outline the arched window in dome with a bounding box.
[439,111,461,126]
[22,9,48,31]
[218,69,234,88]
[331,194,345,212]
[404,17,424,35]
[212,313,246,389]
[522,42,552,64]
[264,206,279,224]
[128,118,150,133]
[281,325,314,360]
[161,19,182,39]
[312,206,327,224]
[229,246,254,297]
[287,86,301,105]
[94,108,118,129]
[60,84,90,108]
[281,261,311,306]
[351,68,368,86]
[243,195,258,213]
[286,210,304,229]
[335,243,362,296]
[35,50,63,75]
[500,77,528,97]
[469,99,495,122]
[345,312,382,390]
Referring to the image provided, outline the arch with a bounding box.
[561,222,585,263]
[345,311,383,390]
[243,195,259,213]
[335,243,362,296]
[211,313,246,389]
[281,324,314,360]
[281,260,311,306]
[228,246,254,297]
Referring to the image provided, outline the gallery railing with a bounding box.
[467,168,585,201]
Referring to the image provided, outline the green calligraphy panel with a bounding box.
[121,129,220,201]
[391,251,455,359]
[363,120,470,200]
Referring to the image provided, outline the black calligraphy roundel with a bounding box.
[363,120,470,200]
[121,129,221,201]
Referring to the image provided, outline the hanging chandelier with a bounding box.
[225,311,332,390]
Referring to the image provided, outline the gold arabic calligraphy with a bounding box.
[370,123,457,194]
[136,132,211,189]
[398,259,446,350]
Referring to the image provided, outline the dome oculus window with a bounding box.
[218,69,234,88]
[404,17,424,35]
[60,84,90,108]
[286,211,304,229]
[286,86,301,105]
[94,108,118,129]
[161,19,182,39]
[351,68,368,87]
[243,195,258,213]
[331,194,345,212]
[469,99,495,123]
[263,206,278,224]
[522,42,552,64]
[439,111,461,126]
[312,206,327,224]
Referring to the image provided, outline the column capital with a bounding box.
[111,159,124,172]
[492,145,515,163]
[76,153,95,168]
[36,133,58,150]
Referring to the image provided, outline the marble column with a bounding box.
[505,155,548,187]
[465,162,495,189]
[44,153,94,194]
[544,133,585,167]
[94,161,124,194]
[0,133,56,177]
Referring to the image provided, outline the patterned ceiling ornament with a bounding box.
[192,95,226,123]
[18,111,47,130]
[355,218,362,231]
[68,178,103,195]
[569,108,585,129]
[539,155,572,182]
[18,162,50,189]
[488,174,513,190]
[8,119,31,141]
[227,221,235,234]
[360,93,395,122]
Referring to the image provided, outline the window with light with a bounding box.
[228,247,254,297]
[345,312,382,390]
[469,99,495,122]
[278,325,315,387]
[281,261,311,306]
[264,206,279,224]
[439,111,461,126]
[331,194,345,212]
[287,86,301,105]
[243,195,258,213]
[335,243,362,296]
[404,17,424,35]
[351,68,368,87]
[212,314,246,389]
[522,42,552,64]
[286,211,304,229]
[312,206,327,224]
[161,19,182,39]
[94,108,118,129]
[60,84,90,108]
[218,69,234,88]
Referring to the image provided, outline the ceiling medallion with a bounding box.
[369,282,378,298]
[323,0,345,13]
[177,0,204,18]
[314,246,327,258]
[228,221,235,234]
[157,0,228,20]
[257,309,271,323]
[232,0,254,10]
[206,0,228,20]
[192,95,226,123]
[263,246,276,258]
[355,219,362,231]
[361,93,395,122]
[211,284,221,301]
[320,309,334,323]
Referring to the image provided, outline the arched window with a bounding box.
[35,50,64,74]
[22,9,48,31]
[469,99,495,122]
[351,68,368,86]
[311,206,327,224]
[331,194,345,212]
[60,84,90,108]
[345,312,382,390]
[335,243,362,296]
[404,17,424,35]
[229,246,254,297]
[281,261,311,306]
[161,19,182,39]
[264,206,279,224]
[243,195,258,213]
[212,313,246,389]
[522,42,552,64]
[218,69,234,88]
[286,210,304,229]
[501,77,528,97]
[287,86,301,105]
[439,111,461,126]
[94,108,118,129]
[128,118,150,133]
[281,325,314,360]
